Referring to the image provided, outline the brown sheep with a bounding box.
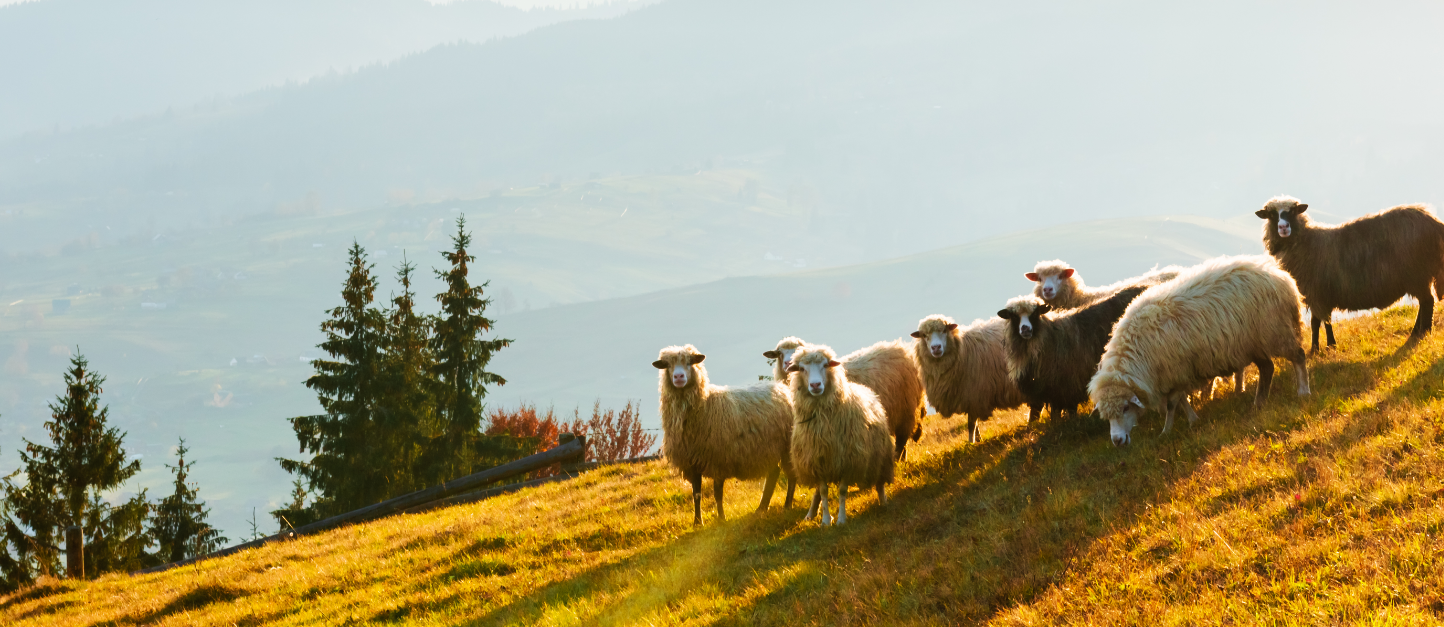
[1257,195,1444,352]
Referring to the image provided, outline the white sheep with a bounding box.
[786,344,895,527]
[1028,259,1247,394]
[1089,255,1311,446]
[765,337,925,460]
[909,315,1030,442]
[653,344,796,525]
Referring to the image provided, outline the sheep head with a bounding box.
[911,315,960,358]
[653,345,706,389]
[1026,259,1078,303]
[787,344,842,397]
[762,336,807,372]
[1256,195,1309,239]
[998,296,1049,341]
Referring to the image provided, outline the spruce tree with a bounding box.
[427,216,514,483]
[149,438,227,564]
[279,242,390,517]
[0,353,151,589]
[374,257,434,495]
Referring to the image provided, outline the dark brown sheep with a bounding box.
[1257,196,1444,352]
[997,285,1147,422]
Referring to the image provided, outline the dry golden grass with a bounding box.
[4,307,1444,625]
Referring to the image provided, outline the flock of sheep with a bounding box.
[651,195,1444,526]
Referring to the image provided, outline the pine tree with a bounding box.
[427,216,513,483]
[278,242,390,518]
[269,478,314,531]
[0,353,151,589]
[373,257,434,495]
[149,439,227,564]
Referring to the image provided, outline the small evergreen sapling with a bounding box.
[149,438,227,564]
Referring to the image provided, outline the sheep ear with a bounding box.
[945,323,958,331]
[762,350,779,359]
[825,360,841,368]
[1060,268,1075,279]
[652,360,669,369]
[1255,209,1272,219]
[1036,304,1052,316]
[909,331,923,339]
[690,354,706,365]
[1294,203,1308,214]
[1024,272,1039,282]
[997,309,1014,320]
[786,364,803,373]
[1129,395,1145,409]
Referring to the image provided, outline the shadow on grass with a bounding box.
[93,584,244,626]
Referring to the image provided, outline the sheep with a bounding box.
[1256,195,1444,353]
[909,315,1031,443]
[786,344,895,527]
[997,286,1148,422]
[1089,255,1311,445]
[653,344,796,525]
[1026,260,1248,393]
[1026,259,1183,310]
[765,337,925,460]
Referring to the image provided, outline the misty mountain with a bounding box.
[0,0,644,139]
[4,0,1444,262]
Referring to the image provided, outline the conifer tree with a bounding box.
[278,242,390,517]
[374,257,434,495]
[0,353,151,589]
[427,216,514,483]
[149,438,227,564]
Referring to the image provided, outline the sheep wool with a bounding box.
[787,345,895,492]
[654,344,795,524]
[1090,255,1310,445]
[910,314,1026,442]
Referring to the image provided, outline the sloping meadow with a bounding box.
[3,307,1442,625]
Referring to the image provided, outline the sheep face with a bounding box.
[1256,196,1309,239]
[1108,395,1143,444]
[998,299,1049,341]
[763,337,806,372]
[1027,260,1077,303]
[910,317,959,358]
[788,347,841,397]
[652,348,706,389]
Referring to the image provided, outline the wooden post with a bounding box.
[559,433,587,475]
[65,526,83,579]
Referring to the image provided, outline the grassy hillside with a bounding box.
[6,305,1442,625]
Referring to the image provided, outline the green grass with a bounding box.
[4,304,1444,624]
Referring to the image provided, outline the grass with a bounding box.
[4,306,1444,625]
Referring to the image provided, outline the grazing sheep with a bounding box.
[1026,259,1183,309]
[1028,260,1247,392]
[909,315,1030,443]
[1256,195,1444,352]
[786,344,895,527]
[653,344,796,525]
[1090,255,1310,445]
[997,286,1148,421]
[765,337,925,460]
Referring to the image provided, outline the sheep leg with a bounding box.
[876,481,887,504]
[757,466,781,513]
[714,478,726,522]
[688,472,703,526]
[1293,347,1311,396]
[1181,395,1201,426]
[805,489,821,521]
[1309,314,1324,354]
[913,406,925,441]
[1325,320,1336,348]
[783,470,796,509]
[1234,369,1246,394]
[971,411,990,443]
[894,431,907,462]
[1253,357,1275,409]
[818,485,832,527]
[1161,397,1176,435]
[1411,290,1435,340]
[836,485,849,526]
[1028,403,1043,424]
